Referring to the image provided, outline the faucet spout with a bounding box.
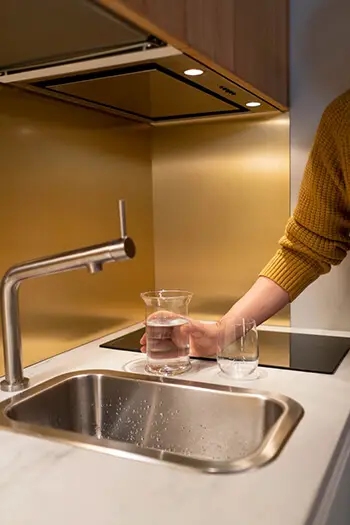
[0,200,136,392]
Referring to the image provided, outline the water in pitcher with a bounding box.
[146,316,191,375]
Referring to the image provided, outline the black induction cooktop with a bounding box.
[100,328,350,375]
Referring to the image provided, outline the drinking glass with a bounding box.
[140,290,193,375]
[217,318,259,379]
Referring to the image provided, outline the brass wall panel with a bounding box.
[152,113,290,325]
[0,85,154,374]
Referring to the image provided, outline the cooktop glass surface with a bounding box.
[101,328,350,374]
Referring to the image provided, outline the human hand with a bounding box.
[185,320,219,357]
[140,312,219,358]
[140,310,189,358]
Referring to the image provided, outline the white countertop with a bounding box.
[1,323,350,525]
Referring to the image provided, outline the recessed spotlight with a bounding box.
[184,68,204,77]
[246,101,261,108]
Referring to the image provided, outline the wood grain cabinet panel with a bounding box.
[99,0,289,108]
[115,0,188,41]
[232,0,289,108]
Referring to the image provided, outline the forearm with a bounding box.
[221,276,290,326]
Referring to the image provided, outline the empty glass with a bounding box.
[140,290,193,376]
[217,318,259,379]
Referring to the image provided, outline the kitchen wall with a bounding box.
[152,113,290,325]
[0,85,154,374]
[290,0,350,330]
[0,85,291,376]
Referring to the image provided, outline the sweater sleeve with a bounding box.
[260,101,350,301]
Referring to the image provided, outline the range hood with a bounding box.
[0,0,279,123]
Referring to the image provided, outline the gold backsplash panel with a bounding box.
[152,114,290,326]
[0,86,154,374]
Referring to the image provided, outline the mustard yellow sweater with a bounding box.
[260,89,350,301]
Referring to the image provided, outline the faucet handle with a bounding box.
[118,199,127,238]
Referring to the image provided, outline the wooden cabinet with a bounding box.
[98,0,289,109]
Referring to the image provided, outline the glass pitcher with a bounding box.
[140,289,193,375]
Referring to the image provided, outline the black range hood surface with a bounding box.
[33,62,249,123]
[101,328,350,375]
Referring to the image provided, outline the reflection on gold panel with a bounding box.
[0,85,154,374]
[259,331,290,368]
[152,113,290,325]
[0,84,290,376]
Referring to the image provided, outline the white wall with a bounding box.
[290,0,350,330]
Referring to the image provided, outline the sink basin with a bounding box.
[0,370,303,473]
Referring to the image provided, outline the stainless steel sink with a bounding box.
[0,370,304,473]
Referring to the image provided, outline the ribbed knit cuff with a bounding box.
[259,249,322,301]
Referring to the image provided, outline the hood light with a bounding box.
[184,68,204,76]
[246,101,261,108]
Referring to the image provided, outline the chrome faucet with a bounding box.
[0,200,135,392]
